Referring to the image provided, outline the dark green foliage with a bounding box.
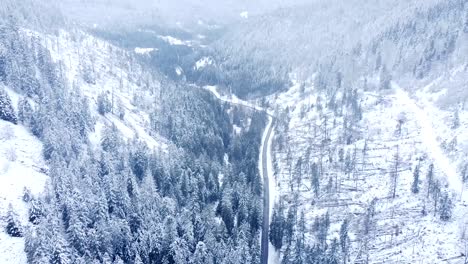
[17,97,33,125]
[412,164,420,194]
[29,199,44,225]
[0,88,17,124]
[340,219,349,264]
[6,204,22,237]
[151,87,231,161]
[439,192,453,221]
[97,92,112,115]
[270,201,285,250]
[2,13,267,264]
[129,140,149,181]
[311,162,320,197]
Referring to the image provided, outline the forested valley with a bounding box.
[1,0,467,264]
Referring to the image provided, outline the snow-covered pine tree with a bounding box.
[412,164,420,194]
[23,187,32,202]
[340,219,350,264]
[6,204,22,237]
[439,192,453,221]
[190,241,213,264]
[29,199,44,225]
[270,201,285,250]
[17,97,33,125]
[0,87,17,124]
[97,91,112,115]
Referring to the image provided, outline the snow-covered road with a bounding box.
[203,85,279,264]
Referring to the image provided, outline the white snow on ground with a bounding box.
[267,69,468,263]
[0,107,48,264]
[195,57,213,70]
[31,29,168,151]
[240,11,249,19]
[134,47,157,55]
[157,35,192,46]
[175,66,183,76]
[393,83,463,198]
[204,86,273,115]
[1,29,172,263]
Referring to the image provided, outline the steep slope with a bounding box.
[205,0,467,98]
[267,65,468,263]
[1,17,268,263]
[0,88,48,264]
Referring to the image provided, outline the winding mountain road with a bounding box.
[203,86,275,264]
[260,117,274,264]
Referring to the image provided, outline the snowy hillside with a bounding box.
[0,89,48,264]
[267,65,468,263]
[1,1,467,263]
[26,29,169,151]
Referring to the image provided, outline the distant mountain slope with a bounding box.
[1,14,267,263]
[205,0,467,98]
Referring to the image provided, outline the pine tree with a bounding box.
[439,192,453,221]
[411,164,420,194]
[284,206,296,247]
[340,219,350,264]
[6,204,22,237]
[130,140,149,181]
[112,256,124,264]
[97,92,112,115]
[29,199,44,225]
[134,254,144,264]
[427,164,434,198]
[23,187,32,202]
[0,87,17,124]
[269,202,285,250]
[17,97,33,125]
[51,234,72,264]
[379,65,392,90]
[219,189,234,235]
[191,241,213,264]
[101,124,121,152]
[311,162,320,197]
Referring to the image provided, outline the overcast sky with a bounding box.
[57,0,316,29]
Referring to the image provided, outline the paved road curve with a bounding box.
[261,118,274,264]
[202,86,274,264]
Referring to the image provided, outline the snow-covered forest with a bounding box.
[0,0,467,263]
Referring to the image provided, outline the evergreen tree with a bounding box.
[29,199,44,225]
[379,65,392,90]
[411,164,420,194]
[191,241,213,264]
[427,164,434,198]
[6,204,22,237]
[51,234,72,264]
[0,87,17,124]
[134,254,143,264]
[269,201,285,250]
[17,97,33,125]
[23,187,32,202]
[220,189,234,235]
[101,124,121,153]
[439,192,453,221]
[97,92,112,115]
[340,219,349,264]
[284,207,296,247]
[311,162,320,197]
[129,140,149,181]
